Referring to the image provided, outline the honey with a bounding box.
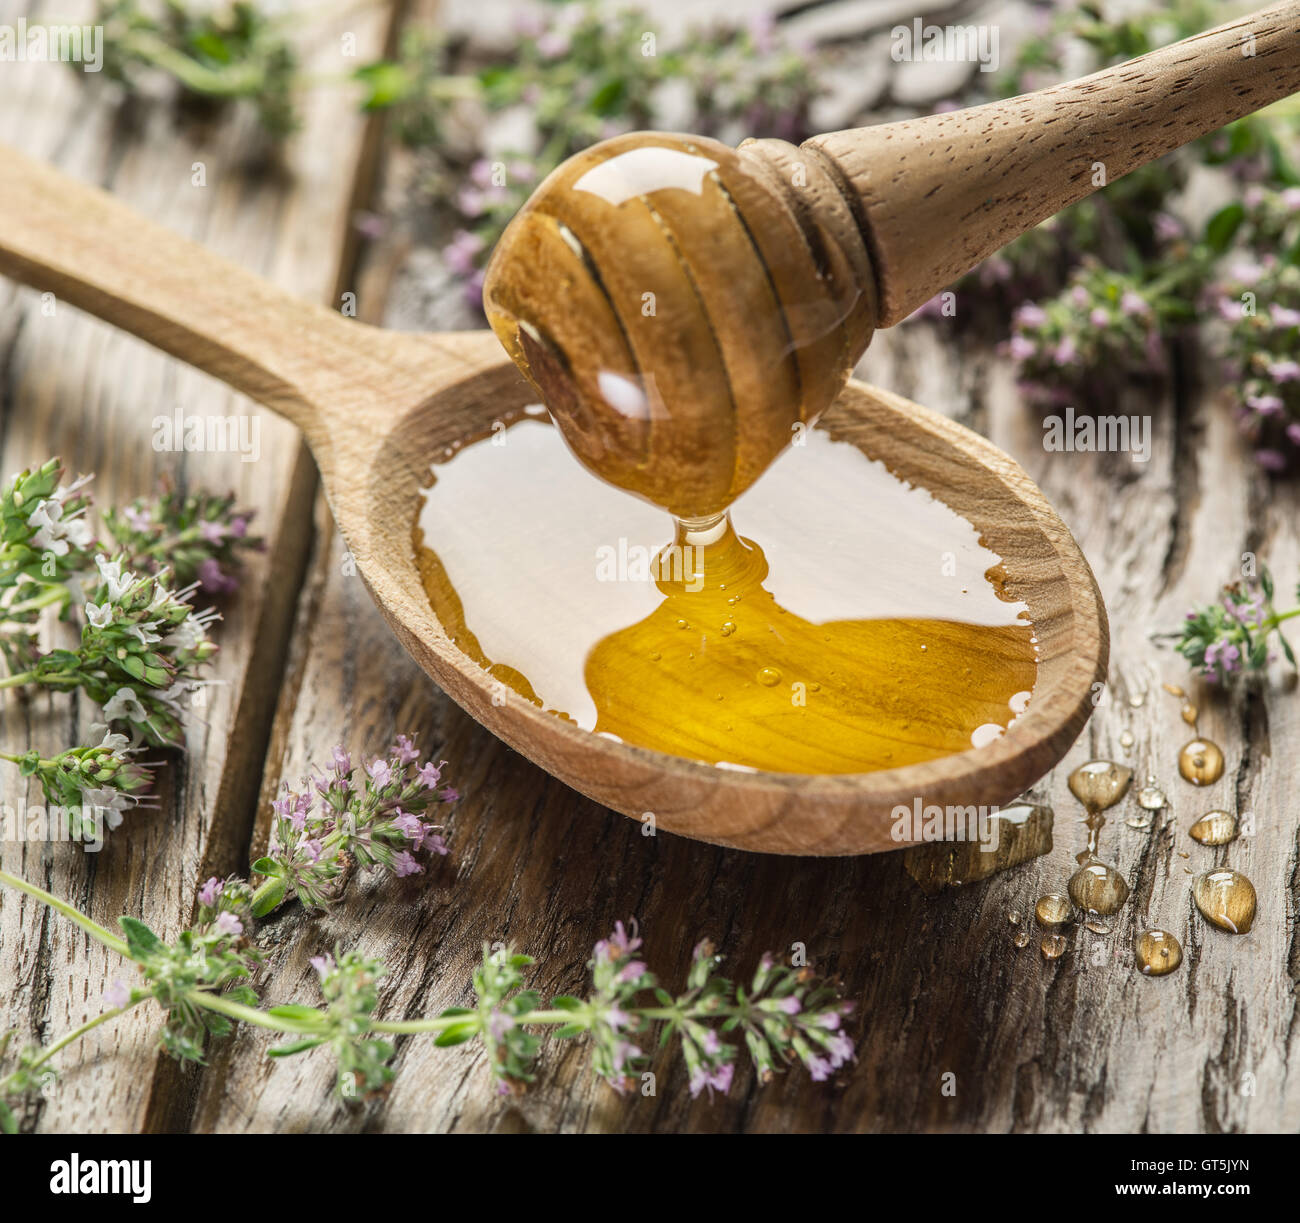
[415,412,1038,773]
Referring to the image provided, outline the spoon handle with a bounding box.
[805,1,1300,325]
[0,144,374,444]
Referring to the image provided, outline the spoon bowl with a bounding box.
[354,337,1106,854]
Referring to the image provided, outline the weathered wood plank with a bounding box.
[0,0,392,1132]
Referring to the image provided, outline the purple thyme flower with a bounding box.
[198,877,222,907]
[393,734,420,764]
[392,851,422,878]
[214,911,243,937]
[103,979,130,1009]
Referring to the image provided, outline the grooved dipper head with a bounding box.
[483,132,876,519]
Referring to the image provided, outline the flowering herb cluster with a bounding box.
[104,484,261,594]
[1165,565,1300,683]
[252,737,455,914]
[0,458,257,840]
[0,737,850,1126]
[1207,187,1300,469]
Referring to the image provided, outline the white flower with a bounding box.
[27,500,70,556]
[85,601,114,628]
[94,726,131,755]
[164,614,209,652]
[102,686,147,723]
[82,786,131,830]
[63,516,94,549]
[128,623,162,646]
[94,554,135,601]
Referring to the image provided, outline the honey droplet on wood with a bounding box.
[1193,869,1256,934]
[1162,683,1185,699]
[1067,861,1130,917]
[1067,760,1133,812]
[1040,933,1068,960]
[1135,929,1183,976]
[1013,930,1031,949]
[1178,738,1224,786]
[1136,780,1167,810]
[1188,810,1239,846]
[1034,893,1071,927]
[1181,703,1198,726]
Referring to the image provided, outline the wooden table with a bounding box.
[2,0,1298,1133]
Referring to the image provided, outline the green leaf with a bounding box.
[553,1023,586,1039]
[550,995,583,1011]
[267,1004,324,1022]
[0,1099,16,1135]
[118,915,163,958]
[589,77,626,117]
[250,857,281,878]
[1261,565,1275,601]
[507,954,534,969]
[1204,202,1244,254]
[268,1037,325,1057]
[1279,631,1296,668]
[438,1006,474,1017]
[433,1022,477,1047]
[353,61,411,110]
[250,877,286,917]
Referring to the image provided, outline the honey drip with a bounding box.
[415,414,1038,773]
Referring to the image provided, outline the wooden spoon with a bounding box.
[0,4,1295,853]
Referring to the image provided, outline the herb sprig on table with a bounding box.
[0,459,260,836]
[1161,564,1300,682]
[0,739,851,1126]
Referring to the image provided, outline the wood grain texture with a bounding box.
[0,0,392,1133]
[3,0,1300,1134]
[808,0,1300,323]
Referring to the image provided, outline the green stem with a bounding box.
[120,32,270,98]
[0,869,129,956]
[188,992,307,1034]
[1265,606,1300,629]
[372,1008,579,1036]
[0,670,80,691]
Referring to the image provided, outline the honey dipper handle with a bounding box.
[0,144,376,447]
[805,1,1300,326]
